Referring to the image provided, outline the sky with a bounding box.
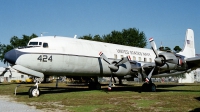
[0,0,200,67]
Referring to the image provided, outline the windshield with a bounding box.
[29,42,38,45]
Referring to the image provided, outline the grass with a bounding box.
[0,82,200,112]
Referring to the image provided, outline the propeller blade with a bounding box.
[141,67,148,81]
[108,64,118,70]
[149,38,159,57]
[146,67,156,82]
[116,56,131,66]
[99,52,110,64]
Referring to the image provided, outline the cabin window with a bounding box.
[39,42,42,45]
[149,58,152,62]
[29,42,38,45]
[144,58,147,62]
[21,75,24,78]
[114,54,117,59]
[132,56,136,61]
[43,43,48,48]
[139,57,141,61]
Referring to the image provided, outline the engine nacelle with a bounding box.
[112,61,132,76]
[159,63,177,70]
[156,52,181,66]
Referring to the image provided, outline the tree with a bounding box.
[122,28,146,47]
[173,46,182,53]
[93,35,103,42]
[79,34,93,40]
[164,47,171,51]
[159,46,171,51]
[103,30,124,45]
[159,46,164,51]
[79,28,147,48]
[0,34,37,63]
[103,28,147,47]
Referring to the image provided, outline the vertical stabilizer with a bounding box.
[178,29,195,58]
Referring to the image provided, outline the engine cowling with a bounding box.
[155,52,182,66]
[112,61,132,76]
[99,52,134,76]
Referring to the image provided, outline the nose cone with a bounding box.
[4,49,19,65]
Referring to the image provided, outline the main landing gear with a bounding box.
[141,78,156,92]
[88,77,101,90]
[28,78,42,98]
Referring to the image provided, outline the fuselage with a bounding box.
[5,36,156,77]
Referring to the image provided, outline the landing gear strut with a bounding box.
[88,77,101,90]
[28,78,42,98]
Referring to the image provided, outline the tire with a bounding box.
[142,83,156,92]
[95,82,101,90]
[88,82,101,90]
[150,83,156,92]
[28,86,40,98]
[142,83,148,92]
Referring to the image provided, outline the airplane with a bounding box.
[3,29,200,97]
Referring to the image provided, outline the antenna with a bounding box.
[159,41,163,51]
[74,35,77,39]
[40,32,48,37]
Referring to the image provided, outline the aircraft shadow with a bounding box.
[194,97,200,101]
[189,108,200,112]
[0,83,13,86]
[156,84,200,88]
[15,83,200,96]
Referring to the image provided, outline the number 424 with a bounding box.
[37,55,52,62]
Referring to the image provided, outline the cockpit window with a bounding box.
[43,43,48,48]
[29,42,38,45]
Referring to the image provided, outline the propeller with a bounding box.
[99,52,131,71]
[149,38,168,66]
[141,38,159,82]
[99,51,131,90]
[149,38,182,66]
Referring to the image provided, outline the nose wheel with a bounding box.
[28,86,40,97]
[28,78,42,98]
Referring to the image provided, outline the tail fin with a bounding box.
[178,29,195,58]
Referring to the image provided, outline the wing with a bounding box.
[186,57,200,70]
